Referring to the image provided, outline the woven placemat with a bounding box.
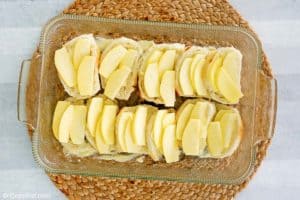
[26,0,274,199]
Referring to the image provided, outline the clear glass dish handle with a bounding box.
[254,71,277,144]
[17,59,35,130]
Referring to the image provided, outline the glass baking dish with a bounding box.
[17,14,277,184]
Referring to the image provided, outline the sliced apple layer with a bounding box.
[55,35,243,104]
[53,99,242,162]
[176,99,242,158]
[99,38,141,100]
[140,44,184,106]
[175,47,243,104]
[54,34,100,98]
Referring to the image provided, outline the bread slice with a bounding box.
[85,94,118,154]
[138,43,185,105]
[62,142,98,158]
[58,34,101,99]
[175,46,243,104]
[176,99,243,158]
[99,37,143,100]
[115,105,157,154]
[58,97,97,157]
[146,108,176,161]
[175,46,213,97]
[203,47,243,104]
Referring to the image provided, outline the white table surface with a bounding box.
[0,0,299,199]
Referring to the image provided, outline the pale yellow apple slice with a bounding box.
[182,119,202,155]
[179,58,193,95]
[160,70,175,107]
[214,109,234,121]
[99,45,127,78]
[95,119,111,154]
[219,112,239,149]
[73,38,91,70]
[148,50,163,63]
[152,110,168,149]
[146,111,163,161]
[104,67,131,99]
[190,101,216,125]
[87,97,104,137]
[192,57,207,96]
[158,50,176,74]
[58,105,74,143]
[189,54,203,82]
[206,53,223,92]
[119,49,138,68]
[207,122,224,157]
[116,112,133,152]
[216,67,243,104]
[199,134,208,155]
[54,47,76,87]
[222,50,242,85]
[162,124,180,163]
[176,103,194,140]
[160,112,176,153]
[100,105,119,145]
[77,56,96,96]
[124,117,144,154]
[144,63,160,98]
[52,101,71,140]
[70,105,87,145]
[162,112,175,128]
[132,106,148,146]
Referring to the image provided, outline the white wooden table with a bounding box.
[0,0,299,199]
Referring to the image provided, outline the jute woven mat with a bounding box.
[26,0,275,199]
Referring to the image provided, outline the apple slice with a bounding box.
[214,109,234,121]
[206,53,223,92]
[104,67,131,99]
[158,50,176,74]
[207,122,224,156]
[160,112,176,153]
[116,112,133,152]
[219,112,239,149]
[179,58,193,95]
[176,103,194,140]
[189,54,203,82]
[182,119,202,155]
[70,105,87,144]
[100,105,119,145]
[222,50,242,85]
[99,45,127,78]
[146,112,163,161]
[162,113,175,128]
[148,50,163,63]
[144,63,160,98]
[77,56,96,96]
[132,106,148,146]
[162,124,180,163]
[87,97,104,137]
[190,101,216,125]
[95,119,111,154]
[58,105,74,143]
[124,117,144,154]
[52,101,71,140]
[192,57,207,96]
[54,47,75,87]
[119,49,138,68]
[152,110,168,149]
[160,70,175,107]
[216,67,243,104]
[73,38,91,70]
